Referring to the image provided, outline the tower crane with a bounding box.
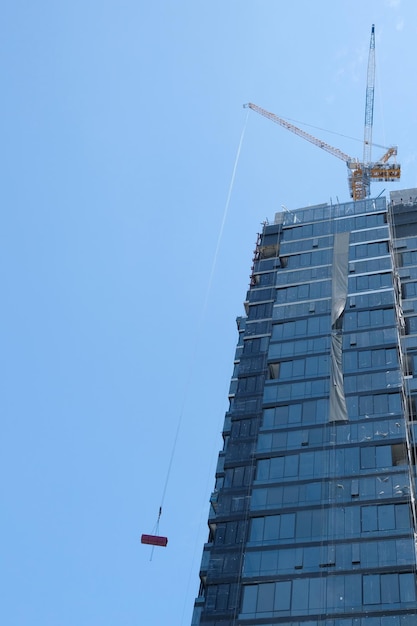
[245,25,400,202]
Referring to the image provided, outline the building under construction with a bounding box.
[191,189,417,625]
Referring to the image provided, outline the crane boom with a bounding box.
[363,24,376,165]
[244,102,354,165]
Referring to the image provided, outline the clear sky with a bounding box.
[1,1,416,625]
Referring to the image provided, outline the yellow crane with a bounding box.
[245,25,400,201]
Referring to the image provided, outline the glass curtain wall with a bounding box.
[192,195,417,626]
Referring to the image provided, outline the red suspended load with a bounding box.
[141,534,168,547]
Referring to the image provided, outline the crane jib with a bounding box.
[244,25,400,201]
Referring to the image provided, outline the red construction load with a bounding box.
[141,534,168,547]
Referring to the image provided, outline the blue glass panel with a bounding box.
[264,514,280,541]
[379,539,396,566]
[284,455,298,477]
[362,506,377,531]
[378,504,395,530]
[257,582,275,613]
[257,459,270,480]
[261,550,278,574]
[363,574,380,605]
[249,517,264,542]
[395,503,411,529]
[280,513,295,538]
[296,510,312,538]
[375,445,392,467]
[309,577,326,610]
[274,581,291,611]
[326,575,344,610]
[306,482,321,503]
[270,456,285,478]
[362,541,378,568]
[288,404,303,424]
[251,488,267,509]
[399,572,416,602]
[244,551,261,576]
[299,451,314,477]
[381,573,400,603]
[292,578,309,610]
[278,548,293,572]
[344,574,362,609]
[241,585,257,614]
[266,487,283,507]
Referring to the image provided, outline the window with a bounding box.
[350,271,393,293]
[257,582,275,613]
[237,375,263,394]
[344,306,396,332]
[350,255,391,274]
[249,514,295,543]
[241,581,292,617]
[275,265,331,286]
[351,240,389,261]
[241,585,257,615]
[344,348,398,372]
[347,392,401,419]
[363,573,416,606]
[205,583,238,611]
[276,279,332,304]
[248,301,273,320]
[264,378,329,404]
[268,362,279,379]
[224,466,251,488]
[392,443,407,466]
[360,445,392,469]
[361,503,411,533]
[344,370,401,395]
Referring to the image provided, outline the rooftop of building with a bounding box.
[272,188,417,229]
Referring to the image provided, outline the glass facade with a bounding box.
[191,189,417,626]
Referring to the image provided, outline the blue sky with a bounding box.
[1,1,416,625]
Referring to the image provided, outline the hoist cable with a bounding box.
[176,109,250,620]
[153,108,250,552]
[281,113,391,151]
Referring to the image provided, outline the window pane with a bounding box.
[375,445,391,467]
[296,510,312,538]
[241,585,257,614]
[309,577,326,610]
[363,574,381,605]
[264,515,280,541]
[257,582,275,613]
[378,504,395,530]
[399,572,416,602]
[381,573,399,605]
[361,447,375,469]
[274,581,291,610]
[395,503,410,529]
[361,506,378,532]
[284,454,298,477]
[270,456,285,478]
[250,518,264,542]
[244,551,261,576]
[261,550,278,575]
[292,578,308,610]
[280,513,295,538]
[257,459,269,480]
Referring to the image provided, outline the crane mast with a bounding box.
[246,25,400,201]
[363,24,376,165]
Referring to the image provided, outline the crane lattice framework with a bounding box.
[245,25,400,202]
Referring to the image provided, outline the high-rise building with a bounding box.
[191,189,417,626]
